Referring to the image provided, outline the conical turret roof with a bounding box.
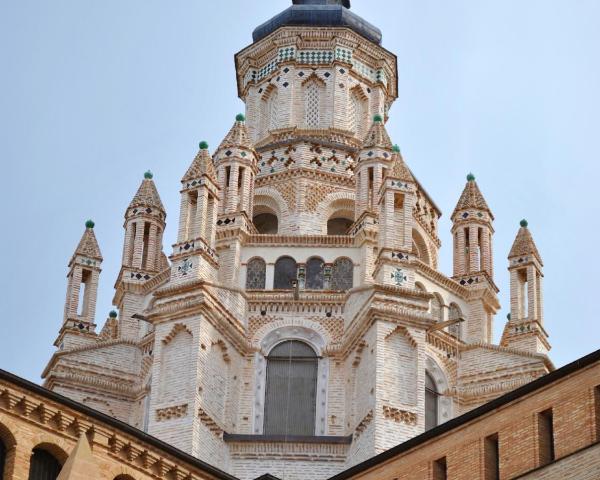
[128,174,165,213]
[388,150,414,183]
[74,222,102,261]
[217,116,255,152]
[508,221,542,264]
[182,145,217,182]
[361,116,393,150]
[452,175,494,220]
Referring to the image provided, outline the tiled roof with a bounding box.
[128,178,165,212]
[452,180,493,219]
[182,148,217,182]
[74,227,102,261]
[508,226,543,264]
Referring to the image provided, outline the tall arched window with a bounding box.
[246,257,266,290]
[273,257,297,290]
[305,257,324,290]
[29,448,62,480]
[264,341,318,436]
[331,257,353,291]
[425,372,439,431]
[349,89,367,139]
[261,88,279,137]
[304,81,321,128]
[0,438,5,480]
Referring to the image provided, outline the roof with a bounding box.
[182,148,217,183]
[128,178,165,213]
[388,152,414,182]
[452,179,494,220]
[508,226,543,264]
[73,227,102,261]
[253,1,382,45]
[217,119,255,152]
[329,347,600,479]
[361,120,393,151]
[0,368,238,480]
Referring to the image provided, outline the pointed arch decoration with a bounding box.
[349,85,368,139]
[161,323,193,345]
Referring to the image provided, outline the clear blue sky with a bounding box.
[1,0,599,382]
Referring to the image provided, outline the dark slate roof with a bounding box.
[252,1,382,44]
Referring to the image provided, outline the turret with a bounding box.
[450,174,499,343]
[214,114,259,230]
[501,220,549,355]
[451,174,495,280]
[121,171,167,275]
[355,115,394,219]
[373,146,417,287]
[171,141,220,283]
[58,220,102,348]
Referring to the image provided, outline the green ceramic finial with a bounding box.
[236,113,246,122]
[507,313,511,321]
[392,144,401,153]
[520,219,528,228]
[467,173,476,182]
[85,219,95,229]
[109,310,118,318]
[144,170,153,179]
[199,141,209,150]
[373,114,383,123]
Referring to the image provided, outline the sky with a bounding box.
[1,0,599,383]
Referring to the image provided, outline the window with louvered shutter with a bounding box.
[28,448,62,480]
[264,341,318,436]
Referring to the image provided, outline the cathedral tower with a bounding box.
[451,174,499,343]
[114,171,167,339]
[58,220,103,348]
[502,220,549,354]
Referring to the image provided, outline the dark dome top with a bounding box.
[252,0,382,45]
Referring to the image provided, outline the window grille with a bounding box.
[305,82,320,128]
[28,448,62,480]
[305,257,324,290]
[246,258,266,290]
[331,258,353,291]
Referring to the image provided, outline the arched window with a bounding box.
[253,213,278,234]
[274,257,297,290]
[425,372,439,431]
[29,448,62,480]
[304,81,321,128]
[246,258,266,290]
[264,341,318,436]
[431,293,444,323]
[114,476,136,480]
[327,218,353,235]
[331,258,353,291]
[305,257,324,290]
[448,303,463,339]
[261,88,279,137]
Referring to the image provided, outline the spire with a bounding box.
[73,221,102,263]
[452,174,494,220]
[361,115,393,150]
[508,220,543,265]
[182,142,217,182]
[127,172,165,213]
[217,114,255,153]
[387,147,414,183]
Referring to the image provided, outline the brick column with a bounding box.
[67,267,83,318]
[177,193,190,243]
[527,266,538,321]
[227,165,239,213]
[195,189,208,240]
[121,221,134,266]
[132,221,145,269]
[146,223,159,271]
[481,227,491,276]
[455,228,466,276]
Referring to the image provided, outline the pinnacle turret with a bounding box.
[361,115,393,150]
[387,148,415,183]
[508,220,543,265]
[182,143,217,183]
[72,220,102,263]
[452,174,494,220]
[127,173,166,214]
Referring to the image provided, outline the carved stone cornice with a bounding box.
[254,166,355,189]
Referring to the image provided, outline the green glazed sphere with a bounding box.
[467,173,476,182]
[373,114,383,123]
[85,219,95,229]
[109,310,118,318]
[392,145,401,153]
[144,170,153,179]
[236,113,246,122]
[520,219,528,228]
[199,141,209,150]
